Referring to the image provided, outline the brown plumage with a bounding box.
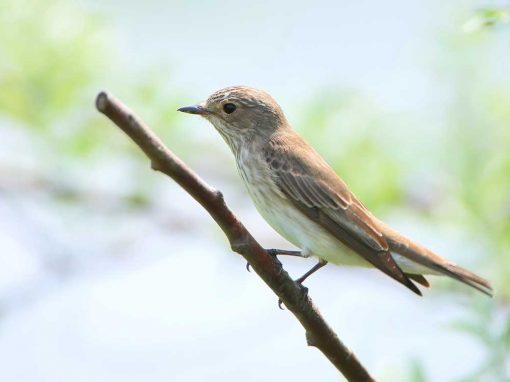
[178,85,493,297]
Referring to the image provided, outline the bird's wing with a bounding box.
[265,135,421,295]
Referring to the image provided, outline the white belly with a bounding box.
[251,186,368,266]
[251,187,435,273]
[236,150,366,267]
[236,146,431,274]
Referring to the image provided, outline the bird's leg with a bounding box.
[277,259,328,310]
[266,248,304,257]
[295,259,328,284]
[245,249,326,310]
[245,249,304,272]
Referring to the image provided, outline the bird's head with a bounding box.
[178,86,287,150]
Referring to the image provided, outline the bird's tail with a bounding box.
[432,261,493,296]
[380,223,493,297]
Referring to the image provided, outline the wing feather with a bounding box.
[265,134,421,295]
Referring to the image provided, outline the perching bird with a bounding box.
[178,86,493,297]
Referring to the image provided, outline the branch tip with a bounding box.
[95,91,109,112]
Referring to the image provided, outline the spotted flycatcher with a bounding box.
[178,86,492,296]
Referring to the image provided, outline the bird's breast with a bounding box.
[234,146,363,265]
[235,151,436,272]
[235,146,282,208]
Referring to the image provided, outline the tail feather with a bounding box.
[380,223,493,297]
[431,262,493,297]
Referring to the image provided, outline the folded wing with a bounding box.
[265,135,422,295]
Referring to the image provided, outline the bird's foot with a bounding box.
[244,250,325,310]
[278,284,309,310]
[245,248,304,272]
[277,260,327,310]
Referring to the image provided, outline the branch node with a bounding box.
[299,284,309,300]
[213,189,224,201]
[306,331,319,347]
[230,239,250,255]
[151,160,163,172]
[127,114,137,128]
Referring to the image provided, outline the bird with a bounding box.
[178,85,493,297]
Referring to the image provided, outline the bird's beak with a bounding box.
[177,104,209,115]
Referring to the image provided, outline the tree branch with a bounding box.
[95,91,375,382]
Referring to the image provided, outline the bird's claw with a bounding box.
[246,248,289,272]
[277,282,308,311]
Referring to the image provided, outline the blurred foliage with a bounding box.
[0,0,191,208]
[0,0,105,128]
[0,0,192,153]
[408,359,428,382]
[296,91,405,213]
[463,8,510,33]
[450,299,509,381]
[439,13,510,380]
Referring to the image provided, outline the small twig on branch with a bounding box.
[95,91,375,382]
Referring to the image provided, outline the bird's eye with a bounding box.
[223,103,236,114]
